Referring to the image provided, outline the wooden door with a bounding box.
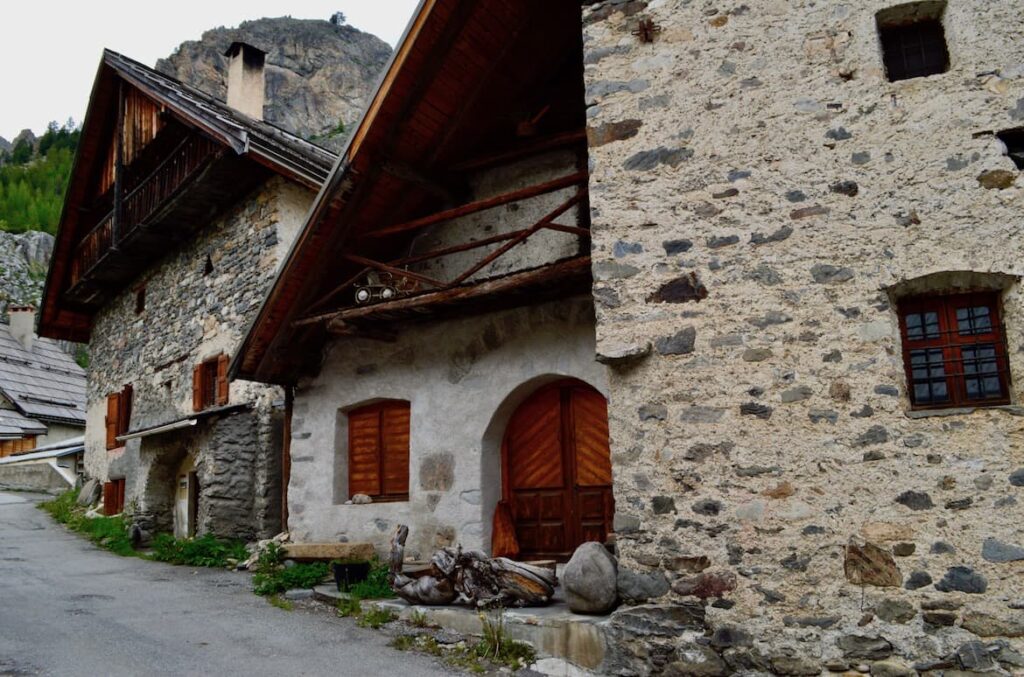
[502,380,613,560]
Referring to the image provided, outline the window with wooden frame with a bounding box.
[347,401,410,501]
[105,384,134,450]
[898,292,1012,410]
[192,354,229,411]
[103,478,126,516]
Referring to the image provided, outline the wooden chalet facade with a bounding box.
[39,46,335,539]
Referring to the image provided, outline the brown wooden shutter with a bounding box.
[348,407,382,497]
[192,365,203,412]
[105,393,121,450]
[102,482,116,516]
[115,479,126,514]
[215,355,230,406]
[380,403,410,497]
[119,384,133,436]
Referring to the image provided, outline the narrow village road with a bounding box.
[0,492,453,677]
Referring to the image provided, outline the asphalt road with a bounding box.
[0,491,453,677]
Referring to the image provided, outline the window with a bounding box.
[899,292,1011,409]
[103,478,126,516]
[877,2,949,82]
[997,128,1024,170]
[104,384,133,450]
[192,354,229,411]
[347,401,410,501]
[0,436,36,458]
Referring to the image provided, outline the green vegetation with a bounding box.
[267,595,294,611]
[335,595,362,618]
[151,532,247,568]
[252,542,329,596]
[476,613,535,669]
[387,616,535,674]
[408,609,430,628]
[356,605,397,629]
[0,120,79,234]
[40,489,249,567]
[39,489,135,556]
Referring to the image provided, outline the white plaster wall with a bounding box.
[36,422,84,447]
[287,297,607,558]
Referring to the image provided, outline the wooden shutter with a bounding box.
[380,403,410,497]
[105,393,121,450]
[215,355,230,406]
[103,482,116,516]
[348,407,382,497]
[192,365,203,412]
[119,384,133,436]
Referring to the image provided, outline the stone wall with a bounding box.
[288,298,605,558]
[583,0,1024,674]
[0,460,70,493]
[83,176,313,539]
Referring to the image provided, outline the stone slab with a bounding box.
[283,542,375,561]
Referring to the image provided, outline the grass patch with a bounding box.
[252,542,329,596]
[336,595,362,618]
[357,605,397,629]
[40,489,249,566]
[267,595,293,611]
[389,635,415,651]
[39,490,135,557]
[475,613,535,669]
[150,533,247,568]
[409,609,430,628]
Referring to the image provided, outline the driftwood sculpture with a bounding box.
[388,525,557,608]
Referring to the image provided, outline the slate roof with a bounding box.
[104,50,337,187]
[0,324,86,430]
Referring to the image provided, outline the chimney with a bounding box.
[224,42,266,121]
[9,305,35,351]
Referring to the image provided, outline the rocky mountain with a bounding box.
[156,16,392,151]
[0,138,10,154]
[0,230,53,311]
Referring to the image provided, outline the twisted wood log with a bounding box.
[388,524,556,608]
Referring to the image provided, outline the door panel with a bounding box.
[501,380,615,560]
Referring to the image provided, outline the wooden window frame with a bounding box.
[105,384,133,450]
[347,400,410,502]
[192,354,229,412]
[898,292,1012,410]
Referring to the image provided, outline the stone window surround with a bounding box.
[884,270,1021,415]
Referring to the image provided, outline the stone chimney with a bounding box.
[224,41,266,121]
[9,305,35,351]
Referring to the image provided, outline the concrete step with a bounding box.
[282,542,375,561]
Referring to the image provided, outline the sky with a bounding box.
[0,1,420,141]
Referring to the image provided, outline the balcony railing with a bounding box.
[69,135,218,288]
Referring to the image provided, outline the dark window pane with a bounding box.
[962,344,1001,399]
[879,19,950,82]
[957,305,992,335]
[909,348,949,403]
[906,312,940,341]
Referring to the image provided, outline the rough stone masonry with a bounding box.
[582,0,1023,674]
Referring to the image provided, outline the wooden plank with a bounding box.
[361,171,588,240]
[343,254,445,289]
[303,256,590,327]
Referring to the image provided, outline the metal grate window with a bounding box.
[879,19,949,81]
[899,292,1012,409]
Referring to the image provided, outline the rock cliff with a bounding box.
[156,17,391,151]
[0,230,52,311]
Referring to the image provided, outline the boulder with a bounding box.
[563,541,618,614]
[77,478,101,507]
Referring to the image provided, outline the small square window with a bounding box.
[877,2,949,82]
[996,128,1024,170]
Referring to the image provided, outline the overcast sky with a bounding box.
[0,1,419,140]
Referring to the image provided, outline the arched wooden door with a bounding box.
[501,380,613,560]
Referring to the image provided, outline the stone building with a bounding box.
[240,0,1023,673]
[39,46,335,540]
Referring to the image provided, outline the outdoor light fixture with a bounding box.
[354,272,400,305]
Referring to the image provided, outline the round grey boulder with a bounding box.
[563,541,618,614]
